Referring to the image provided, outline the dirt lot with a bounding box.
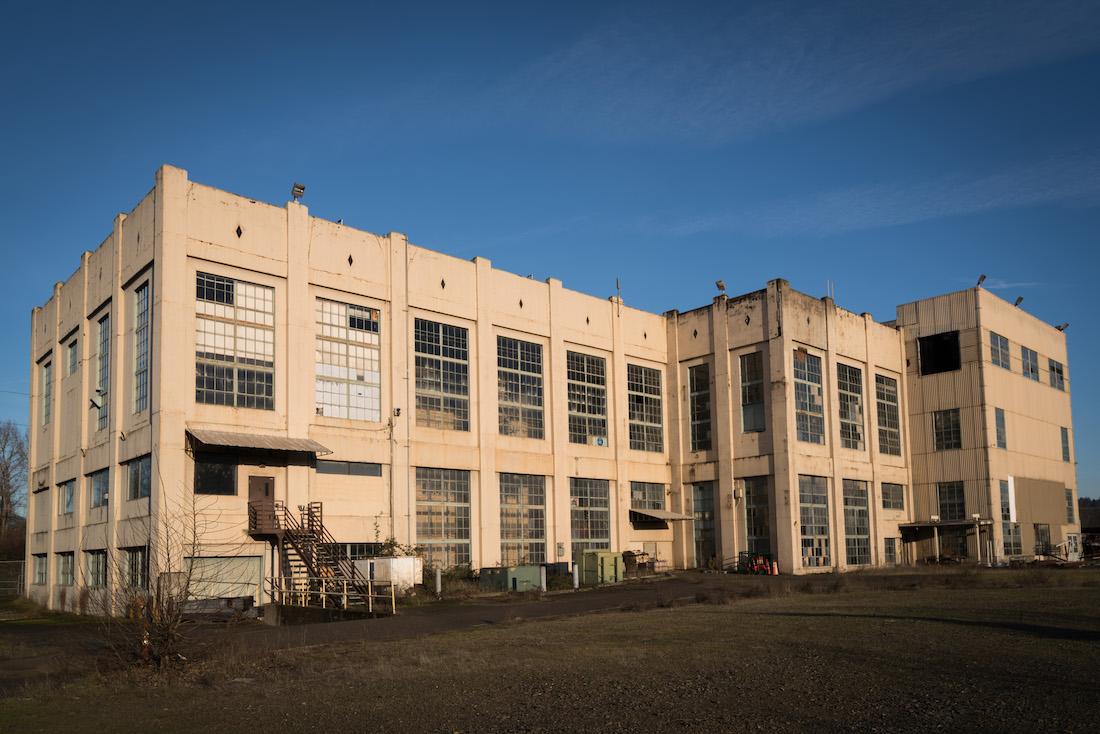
[1,568,1098,732]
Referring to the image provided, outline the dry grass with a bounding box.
[5,580,1099,733]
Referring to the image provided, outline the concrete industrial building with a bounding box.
[24,166,1081,610]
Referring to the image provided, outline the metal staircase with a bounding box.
[249,500,395,613]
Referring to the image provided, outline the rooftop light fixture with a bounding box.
[291,182,305,201]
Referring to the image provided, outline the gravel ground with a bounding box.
[2,574,1097,732]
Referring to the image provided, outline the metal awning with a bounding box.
[187,429,331,455]
[629,508,693,522]
[899,519,994,528]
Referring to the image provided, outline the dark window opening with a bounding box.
[316,460,383,477]
[918,331,961,375]
[194,455,238,495]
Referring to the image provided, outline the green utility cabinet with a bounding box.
[479,565,542,592]
[579,550,624,585]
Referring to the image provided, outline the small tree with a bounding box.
[93,458,257,669]
[0,420,27,557]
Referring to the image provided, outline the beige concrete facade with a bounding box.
[667,284,913,573]
[897,288,1081,562]
[23,166,1080,610]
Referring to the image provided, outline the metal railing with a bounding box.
[266,575,397,615]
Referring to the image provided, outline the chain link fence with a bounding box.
[0,560,24,597]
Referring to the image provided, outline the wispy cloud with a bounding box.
[654,147,1100,237]
[980,278,1043,290]
[483,0,1100,144]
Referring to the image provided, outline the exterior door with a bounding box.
[248,475,275,533]
[248,475,274,503]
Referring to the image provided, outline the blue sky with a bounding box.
[1,1,1097,494]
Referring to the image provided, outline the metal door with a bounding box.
[248,475,274,502]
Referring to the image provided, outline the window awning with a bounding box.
[187,429,331,455]
[630,508,693,522]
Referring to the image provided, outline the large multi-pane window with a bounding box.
[875,374,901,455]
[688,363,712,451]
[56,552,74,586]
[837,364,864,450]
[133,282,150,413]
[33,554,47,585]
[1021,346,1039,381]
[799,475,830,568]
[630,481,665,511]
[744,476,770,555]
[127,456,151,500]
[315,298,382,422]
[1034,524,1052,555]
[933,408,961,451]
[794,351,824,444]
[96,314,110,429]
[414,318,470,431]
[1066,488,1075,524]
[124,546,148,589]
[58,479,74,515]
[740,352,765,433]
[67,340,78,376]
[1049,360,1065,391]
[881,482,904,510]
[937,481,965,521]
[499,473,546,565]
[989,332,1009,369]
[567,351,607,445]
[195,273,275,410]
[994,408,1007,449]
[1000,479,1022,557]
[884,537,898,565]
[843,480,870,565]
[627,364,663,452]
[1061,427,1071,462]
[692,482,716,566]
[570,478,610,560]
[1003,523,1022,556]
[498,336,544,439]
[85,550,107,587]
[40,360,52,426]
[415,468,471,568]
[89,469,109,508]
